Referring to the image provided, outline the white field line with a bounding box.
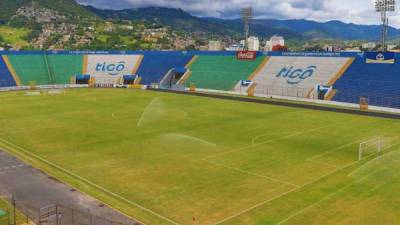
[274,171,377,225]
[212,158,364,225]
[213,142,400,225]
[306,159,340,169]
[347,141,400,177]
[251,122,343,146]
[0,138,180,225]
[205,160,299,188]
[203,121,347,161]
[306,139,364,161]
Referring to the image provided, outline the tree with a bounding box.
[304,45,324,52]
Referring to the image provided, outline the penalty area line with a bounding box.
[0,138,181,225]
[211,156,364,225]
[205,160,299,188]
[274,171,377,225]
[203,121,348,161]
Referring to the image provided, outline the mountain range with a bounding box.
[84,5,400,41]
[0,0,398,41]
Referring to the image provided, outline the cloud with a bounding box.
[76,0,400,27]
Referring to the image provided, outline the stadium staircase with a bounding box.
[136,54,193,85]
[159,67,189,90]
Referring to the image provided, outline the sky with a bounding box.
[76,0,400,27]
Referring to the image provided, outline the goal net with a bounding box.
[359,137,383,161]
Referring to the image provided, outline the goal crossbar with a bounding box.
[359,137,383,161]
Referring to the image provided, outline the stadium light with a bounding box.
[375,0,396,51]
[241,7,253,50]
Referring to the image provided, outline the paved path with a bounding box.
[0,150,141,225]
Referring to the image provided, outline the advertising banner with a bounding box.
[237,51,257,60]
[366,52,395,64]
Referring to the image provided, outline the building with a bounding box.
[247,36,260,51]
[387,44,397,51]
[362,42,376,50]
[324,45,342,52]
[343,47,362,52]
[208,40,222,51]
[225,44,243,51]
[264,35,285,51]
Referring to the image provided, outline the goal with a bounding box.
[358,137,383,161]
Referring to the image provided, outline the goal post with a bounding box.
[359,137,383,161]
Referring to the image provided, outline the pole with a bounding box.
[55,205,59,225]
[25,208,28,225]
[71,209,74,225]
[12,198,16,225]
[7,208,10,225]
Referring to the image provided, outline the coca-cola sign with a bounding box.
[236,51,257,60]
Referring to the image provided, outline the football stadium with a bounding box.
[1,50,400,225]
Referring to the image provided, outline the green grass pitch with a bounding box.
[0,88,400,225]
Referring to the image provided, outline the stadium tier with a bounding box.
[0,56,17,87]
[5,54,52,85]
[47,55,84,84]
[333,54,400,108]
[1,51,400,108]
[186,55,266,90]
[250,56,354,98]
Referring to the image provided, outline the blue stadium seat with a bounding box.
[136,54,193,85]
[0,56,17,87]
[333,55,400,108]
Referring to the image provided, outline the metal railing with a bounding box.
[0,194,140,225]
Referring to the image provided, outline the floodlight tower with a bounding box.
[241,7,253,50]
[375,0,396,51]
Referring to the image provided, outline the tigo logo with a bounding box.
[95,61,126,76]
[276,65,316,85]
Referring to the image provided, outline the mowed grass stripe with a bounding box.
[0,138,177,225]
[0,89,400,225]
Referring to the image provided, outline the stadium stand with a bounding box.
[2,51,400,109]
[5,54,52,85]
[251,56,353,98]
[0,56,17,87]
[333,54,400,108]
[136,54,193,85]
[186,55,266,91]
[47,55,84,84]
[83,55,143,85]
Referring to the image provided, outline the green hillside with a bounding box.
[0,0,94,21]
